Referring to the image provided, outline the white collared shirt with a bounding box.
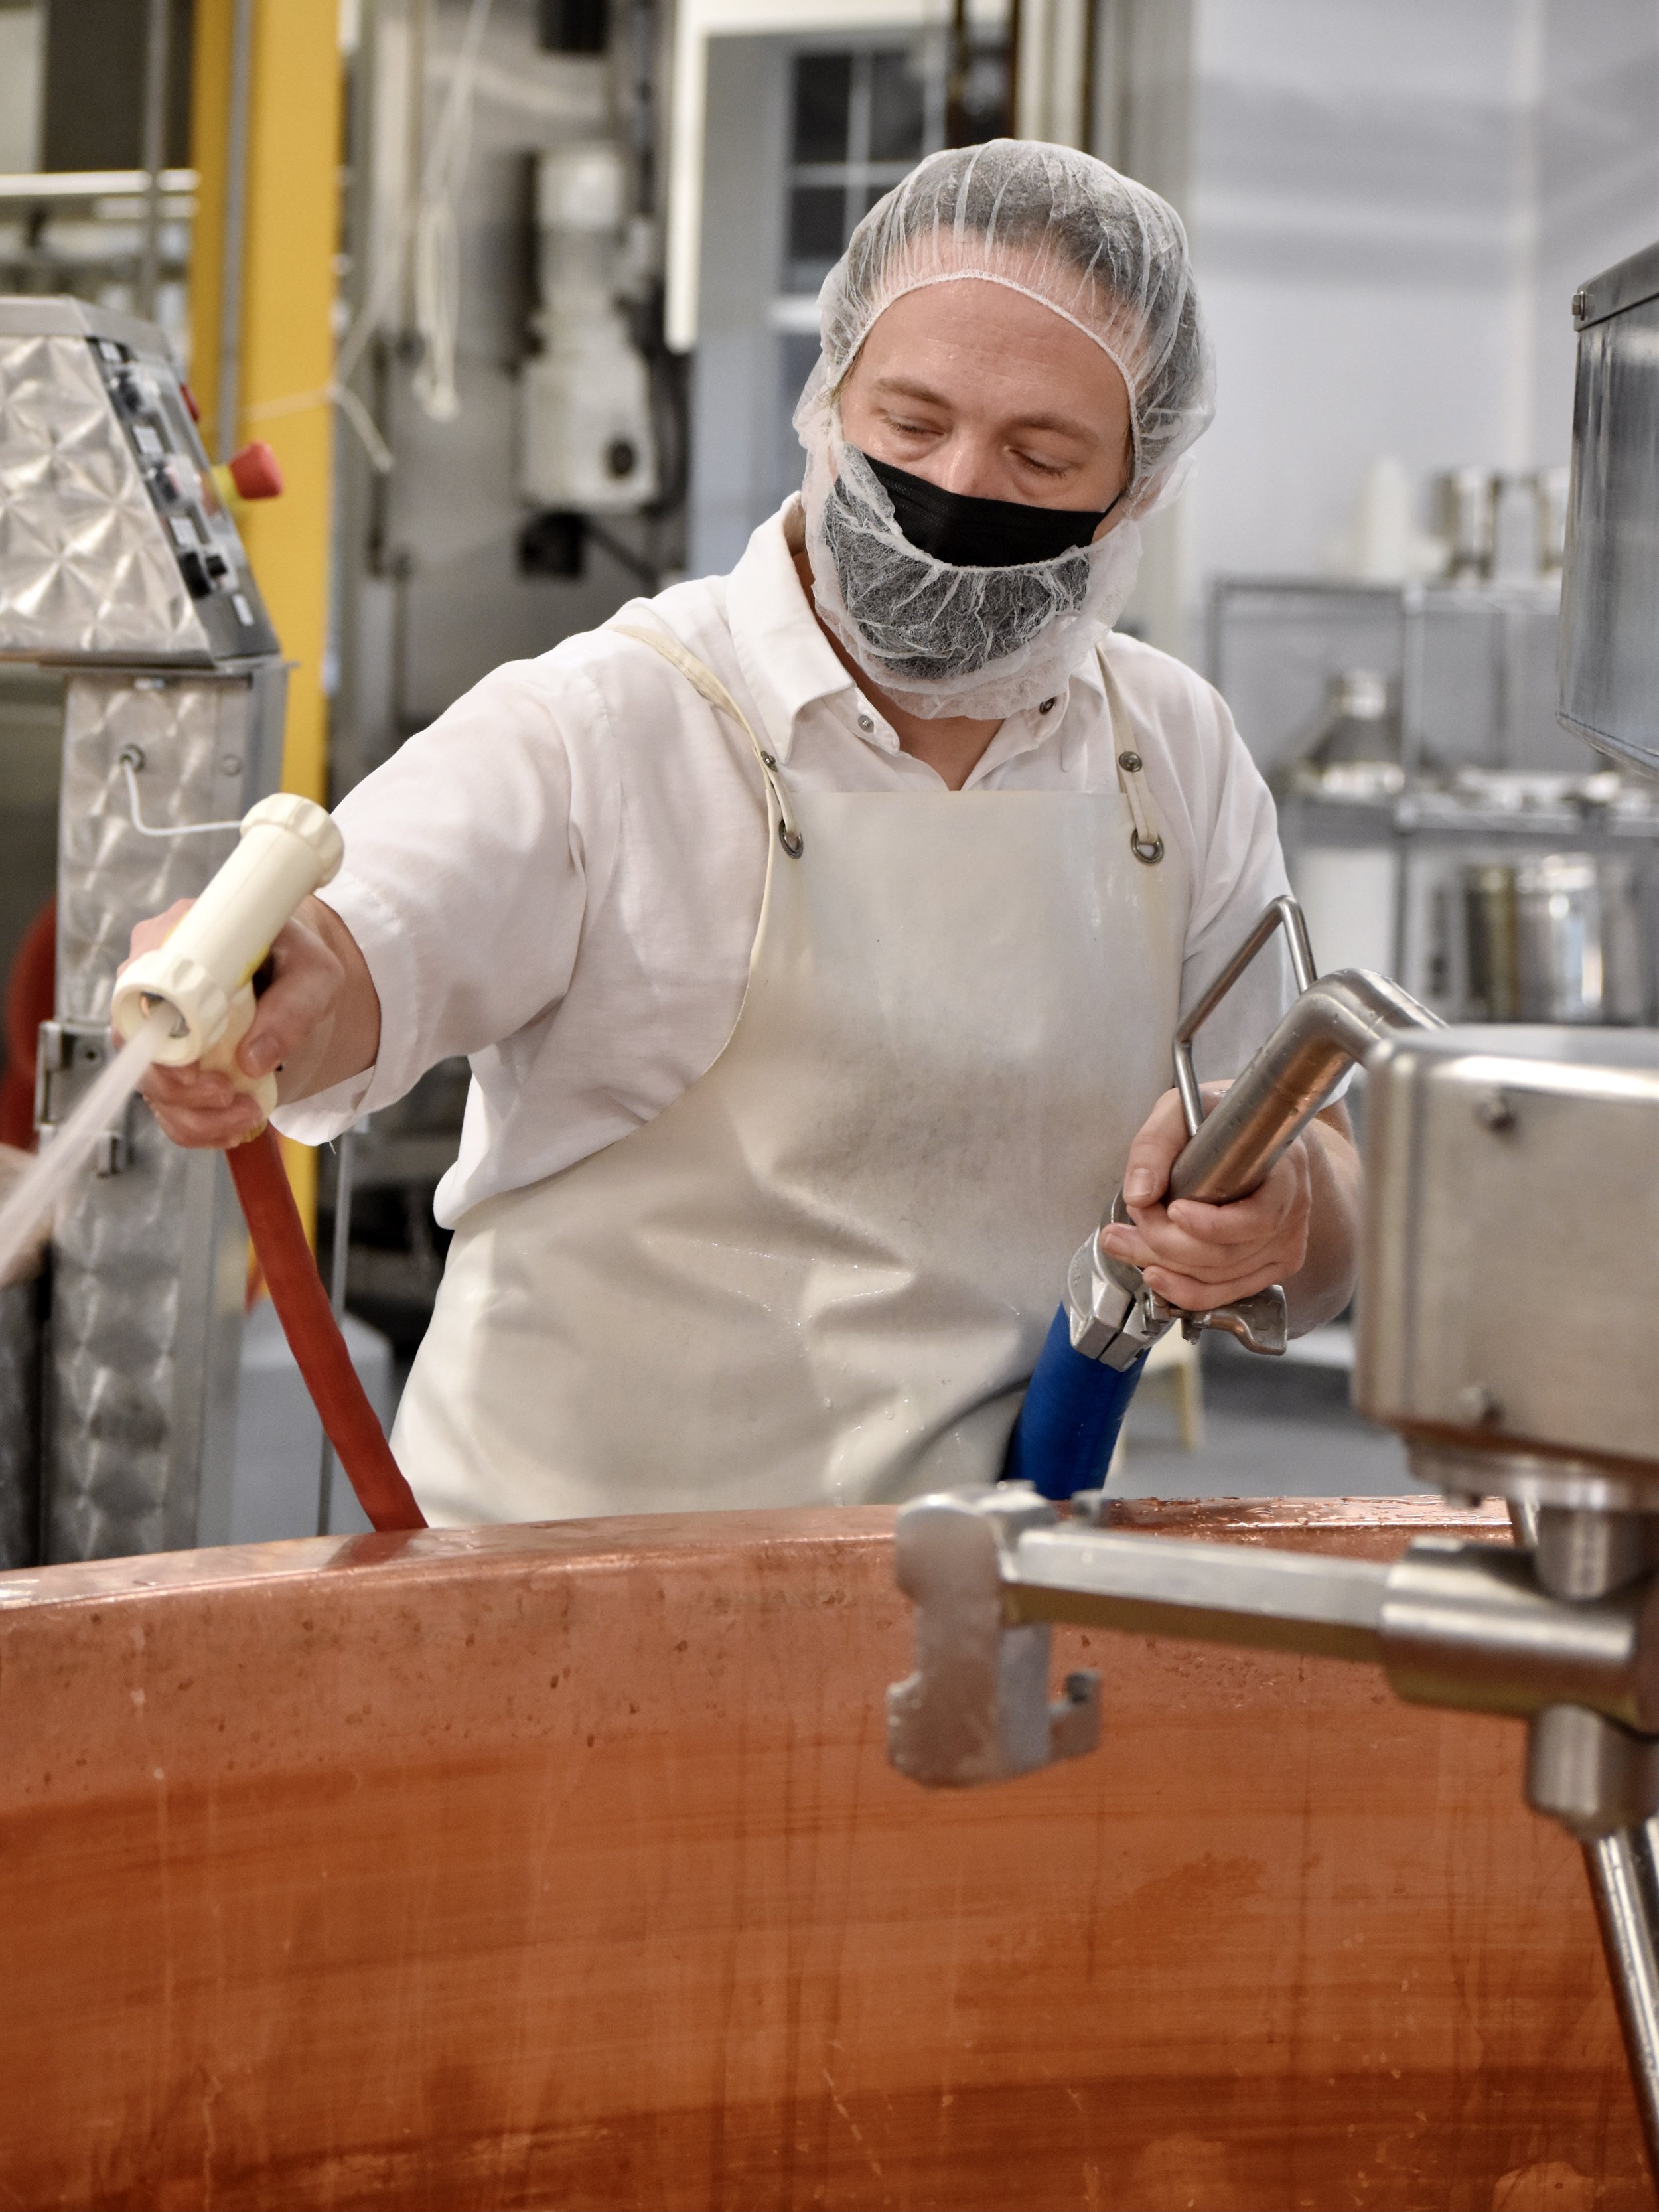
[280,506,1303,1228]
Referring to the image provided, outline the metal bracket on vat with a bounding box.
[887,1487,1100,1788]
[887,1485,1659,1834]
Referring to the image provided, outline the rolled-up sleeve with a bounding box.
[273,660,602,1145]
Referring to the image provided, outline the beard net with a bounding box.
[794,139,1214,720]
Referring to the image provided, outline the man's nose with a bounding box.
[924,433,1003,502]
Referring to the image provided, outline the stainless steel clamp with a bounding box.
[888,1485,1659,1840]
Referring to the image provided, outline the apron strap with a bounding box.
[1096,646,1165,867]
[609,621,804,857]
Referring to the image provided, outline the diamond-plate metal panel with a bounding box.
[46,673,261,1560]
[56,676,247,1021]
[0,336,211,660]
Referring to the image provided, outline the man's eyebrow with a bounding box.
[868,376,1097,443]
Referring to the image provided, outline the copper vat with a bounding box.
[0,1497,1643,2210]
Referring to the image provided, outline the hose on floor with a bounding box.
[227,1126,427,1532]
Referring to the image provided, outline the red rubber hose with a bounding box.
[227,1126,427,1532]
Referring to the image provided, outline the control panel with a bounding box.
[87,333,281,662]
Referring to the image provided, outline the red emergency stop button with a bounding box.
[228,441,283,500]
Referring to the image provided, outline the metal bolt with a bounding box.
[1118,749,1143,774]
[759,751,777,770]
[1457,1382,1503,1428]
[1572,287,1589,322]
[1474,1088,1515,1133]
[857,713,875,733]
[219,753,242,776]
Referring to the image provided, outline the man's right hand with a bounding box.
[125,895,378,1150]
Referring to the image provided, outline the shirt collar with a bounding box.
[723,500,859,762]
[959,650,1104,784]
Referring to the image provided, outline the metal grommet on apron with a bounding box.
[1111,728,1165,867]
[612,621,804,856]
[394,625,1185,1524]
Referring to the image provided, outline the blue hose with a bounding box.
[1001,1304,1147,1501]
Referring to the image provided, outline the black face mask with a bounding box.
[860,451,1118,569]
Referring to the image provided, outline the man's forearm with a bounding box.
[1283,1106,1361,1334]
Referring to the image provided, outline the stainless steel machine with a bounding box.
[888,234,1659,2170]
[0,297,283,1566]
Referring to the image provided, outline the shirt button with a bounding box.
[857,713,875,733]
[1038,697,1057,714]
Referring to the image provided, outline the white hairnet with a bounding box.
[793,139,1214,719]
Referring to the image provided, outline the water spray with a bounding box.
[7,794,425,1536]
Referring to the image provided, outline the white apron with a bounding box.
[395,623,1188,1522]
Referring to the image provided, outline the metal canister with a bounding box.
[1514,854,1605,1020]
[1461,853,1648,1024]
[1462,863,1520,1019]
[1435,467,1496,581]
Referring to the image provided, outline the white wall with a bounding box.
[1166,0,1659,654]
[1532,0,1659,467]
[1184,0,1537,600]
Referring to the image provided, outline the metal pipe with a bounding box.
[1585,1826,1659,2183]
[137,0,171,321]
[1169,970,1440,1207]
[1010,1526,1388,1663]
[217,0,256,464]
[1005,0,1023,138]
[945,0,970,148]
[1522,1501,1659,2187]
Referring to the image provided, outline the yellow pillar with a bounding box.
[190,0,344,1238]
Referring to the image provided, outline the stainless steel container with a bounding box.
[1460,852,1646,1023]
[1436,467,1496,581]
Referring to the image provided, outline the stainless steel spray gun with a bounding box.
[1001,895,1439,1500]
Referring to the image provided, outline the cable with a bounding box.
[118,751,242,838]
[228,1126,426,1534]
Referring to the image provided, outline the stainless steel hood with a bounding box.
[1559,238,1659,774]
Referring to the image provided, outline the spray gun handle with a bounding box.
[111,794,344,1067]
[1067,917,1443,1372]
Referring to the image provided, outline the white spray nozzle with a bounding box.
[110,793,344,1065]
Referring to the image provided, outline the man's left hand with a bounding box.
[1099,1085,1354,1318]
